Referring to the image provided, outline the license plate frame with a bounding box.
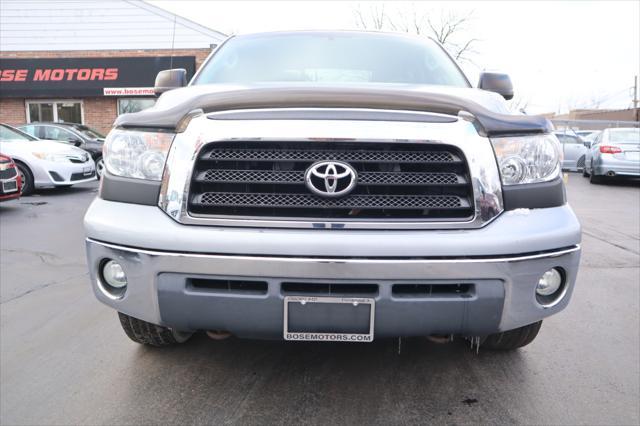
[283,296,375,342]
[83,166,92,176]
[2,180,18,193]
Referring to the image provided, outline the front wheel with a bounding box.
[481,321,542,350]
[15,162,34,195]
[118,312,193,347]
[95,156,104,179]
[590,172,604,184]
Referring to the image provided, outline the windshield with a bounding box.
[0,124,38,141]
[609,129,640,143]
[194,32,469,87]
[70,125,104,140]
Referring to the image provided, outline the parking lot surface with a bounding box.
[1,175,639,425]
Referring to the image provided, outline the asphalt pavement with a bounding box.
[1,175,639,425]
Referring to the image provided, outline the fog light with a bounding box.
[102,260,127,289]
[536,268,562,296]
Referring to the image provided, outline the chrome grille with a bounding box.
[206,148,456,163]
[198,170,462,186]
[197,193,467,210]
[0,167,18,180]
[188,141,474,221]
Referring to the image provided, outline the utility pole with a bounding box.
[634,76,639,122]
[634,75,638,109]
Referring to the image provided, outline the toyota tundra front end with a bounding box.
[84,31,581,350]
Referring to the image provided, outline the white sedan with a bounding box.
[0,123,96,195]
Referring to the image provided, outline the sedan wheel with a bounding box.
[95,157,104,179]
[16,163,34,196]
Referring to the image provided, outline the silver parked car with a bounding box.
[583,127,640,183]
[575,130,599,139]
[0,123,96,195]
[554,131,589,171]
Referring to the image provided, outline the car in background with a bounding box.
[575,130,599,140]
[0,123,96,195]
[581,131,602,148]
[0,153,21,202]
[583,127,640,183]
[554,131,589,171]
[19,122,105,178]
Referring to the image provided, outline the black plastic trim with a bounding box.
[99,171,161,206]
[502,177,566,211]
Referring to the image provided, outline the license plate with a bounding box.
[83,166,92,176]
[2,180,18,193]
[283,296,375,342]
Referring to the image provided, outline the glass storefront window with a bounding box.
[28,102,54,122]
[27,101,82,123]
[56,102,82,123]
[117,98,156,115]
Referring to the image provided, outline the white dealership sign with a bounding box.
[103,87,155,96]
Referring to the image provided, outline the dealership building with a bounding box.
[0,0,226,134]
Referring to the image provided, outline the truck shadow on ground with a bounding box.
[119,334,530,424]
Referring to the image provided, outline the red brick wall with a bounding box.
[0,48,212,132]
[0,98,26,125]
[84,98,118,134]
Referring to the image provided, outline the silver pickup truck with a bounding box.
[84,31,581,350]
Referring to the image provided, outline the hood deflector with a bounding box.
[114,86,551,137]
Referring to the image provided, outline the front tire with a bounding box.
[95,156,104,179]
[118,312,192,347]
[589,172,604,184]
[15,162,34,195]
[482,321,542,350]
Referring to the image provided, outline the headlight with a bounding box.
[103,129,174,180]
[32,152,70,162]
[491,134,562,185]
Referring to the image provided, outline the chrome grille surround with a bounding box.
[159,108,504,229]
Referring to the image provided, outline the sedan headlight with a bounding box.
[491,134,562,185]
[103,129,175,180]
[32,152,71,162]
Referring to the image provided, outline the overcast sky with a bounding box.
[149,0,639,114]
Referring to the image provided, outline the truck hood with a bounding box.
[115,83,551,137]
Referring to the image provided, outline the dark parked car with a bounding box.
[19,122,105,178]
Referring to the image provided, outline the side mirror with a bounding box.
[478,72,514,100]
[154,69,187,95]
[583,141,591,148]
[66,137,82,147]
[62,138,81,147]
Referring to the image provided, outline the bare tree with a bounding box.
[354,3,479,64]
[507,96,531,114]
[354,3,387,30]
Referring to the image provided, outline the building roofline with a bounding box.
[132,0,227,40]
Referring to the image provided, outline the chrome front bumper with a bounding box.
[84,199,582,339]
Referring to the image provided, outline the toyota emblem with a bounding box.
[304,160,357,198]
